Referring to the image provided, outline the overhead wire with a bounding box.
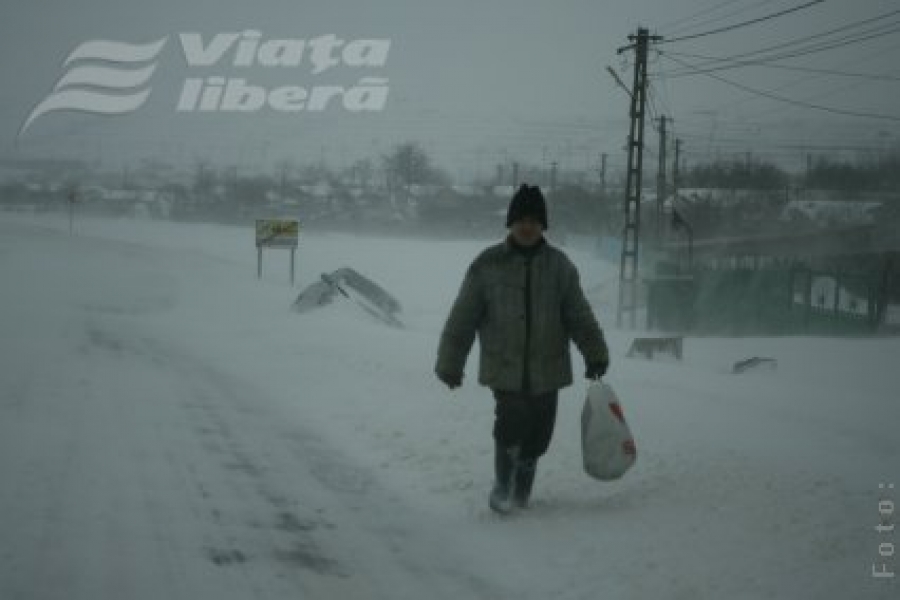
[697,8,900,61]
[646,2,900,145]
[657,50,900,82]
[658,0,752,34]
[660,20,900,77]
[663,0,785,38]
[660,52,900,122]
[667,30,900,124]
[674,129,895,152]
[658,0,826,44]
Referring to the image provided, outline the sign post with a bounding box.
[255,219,300,285]
[67,188,77,235]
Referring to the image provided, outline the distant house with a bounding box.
[84,187,172,218]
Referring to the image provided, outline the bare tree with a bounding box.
[381,142,447,190]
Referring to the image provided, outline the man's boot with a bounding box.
[513,457,537,508]
[489,444,519,514]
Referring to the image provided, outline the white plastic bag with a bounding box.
[581,380,637,480]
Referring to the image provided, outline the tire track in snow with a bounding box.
[99,323,509,600]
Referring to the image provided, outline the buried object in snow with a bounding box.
[292,267,403,328]
[626,336,683,361]
[732,357,778,374]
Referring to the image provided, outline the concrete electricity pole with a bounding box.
[656,116,671,243]
[550,161,558,195]
[673,138,683,201]
[599,153,608,197]
[616,27,661,329]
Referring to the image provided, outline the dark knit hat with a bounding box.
[506,184,548,229]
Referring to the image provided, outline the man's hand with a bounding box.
[436,371,463,390]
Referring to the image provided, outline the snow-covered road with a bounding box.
[1,213,897,599]
[0,219,508,600]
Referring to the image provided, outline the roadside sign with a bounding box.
[255,219,299,249]
[255,219,300,285]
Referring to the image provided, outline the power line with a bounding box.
[720,21,900,63]
[659,0,826,44]
[675,131,897,153]
[658,0,750,34]
[667,9,900,71]
[658,48,900,81]
[674,33,900,122]
[650,82,675,124]
[646,84,663,125]
[755,22,900,63]
[663,0,784,38]
[673,112,900,139]
[652,11,900,122]
[661,53,900,122]
[720,9,900,61]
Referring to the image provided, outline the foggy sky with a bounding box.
[2,0,898,179]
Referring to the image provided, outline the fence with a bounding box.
[646,265,890,335]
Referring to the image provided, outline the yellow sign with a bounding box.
[255,219,299,248]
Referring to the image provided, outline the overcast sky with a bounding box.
[2,0,899,179]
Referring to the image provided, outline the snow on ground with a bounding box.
[0,211,897,600]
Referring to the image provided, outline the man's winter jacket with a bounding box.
[436,238,609,394]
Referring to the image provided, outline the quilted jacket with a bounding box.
[436,238,609,394]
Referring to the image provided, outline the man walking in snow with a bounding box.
[435,184,610,513]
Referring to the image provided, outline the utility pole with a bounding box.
[656,116,670,243]
[616,27,661,329]
[599,153,608,197]
[279,161,289,201]
[67,187,77,235]
[673,138,682,201]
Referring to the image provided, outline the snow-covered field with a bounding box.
[0,211,897,599]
